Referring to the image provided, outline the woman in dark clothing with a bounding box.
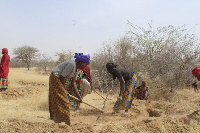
[106,62,137,117]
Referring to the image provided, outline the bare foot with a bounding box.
[111,111,120,115]
[121,112,128,117]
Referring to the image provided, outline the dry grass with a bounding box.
[0,68,49,122]
[9,68,49,88]
[0,68,199,133]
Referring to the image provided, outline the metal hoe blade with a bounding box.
[96,90,111,121]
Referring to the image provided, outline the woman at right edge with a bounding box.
[191,67,200,111]
[106,62,137,117]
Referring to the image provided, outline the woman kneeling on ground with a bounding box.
[135,80,149,100]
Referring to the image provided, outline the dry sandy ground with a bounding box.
[0,68,199,133]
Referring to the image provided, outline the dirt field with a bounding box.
[0,68,199,133]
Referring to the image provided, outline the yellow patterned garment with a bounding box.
[113,75,137,112]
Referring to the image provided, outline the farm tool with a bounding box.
[67,93,102,111]
[67,89,111,121]
[96,89,111,121]
[92,89,107,100]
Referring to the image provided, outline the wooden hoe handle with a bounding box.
[67,93,102,112]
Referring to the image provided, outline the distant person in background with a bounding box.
[135,80,149,100]
[106,62,137,117]
[192,81,199,93]
[192,67,200,81]
[0,48,10,92]
[49,53,90,125]
[191,67,200,111]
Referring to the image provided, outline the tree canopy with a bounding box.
[13,45,39,70]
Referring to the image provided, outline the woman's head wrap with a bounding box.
[82,65,92,86]
[2,48,8,55]
[192,67,200,77]
[141,80,147,87]
[74,53,90,63]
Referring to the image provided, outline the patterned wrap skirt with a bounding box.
[65,70,83,107]
[113,75,137,112]
[0,78,8,89]
[49,72,70,125]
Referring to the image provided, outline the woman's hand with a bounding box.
[72,79,82,102]
[79,98,83,103]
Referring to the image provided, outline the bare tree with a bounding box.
[127,22,200,88]
[9,58,22,68]
[92,38,139,91]
[55,49,74,65]
[13,45,39,70]
[37,54,55,74]
[113,37,139,71]
[93,22,200,92]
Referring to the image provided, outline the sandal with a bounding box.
[121,112,128,117]
[111,111,120,115]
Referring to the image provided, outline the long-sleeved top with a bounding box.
[0,48,10,78]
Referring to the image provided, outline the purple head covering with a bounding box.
[74,53,90,63]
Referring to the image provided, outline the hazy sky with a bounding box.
[1,0,200,59]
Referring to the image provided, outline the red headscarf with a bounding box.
[82,65,92,87]
[192,67,200,77]
[0,48,10,78]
